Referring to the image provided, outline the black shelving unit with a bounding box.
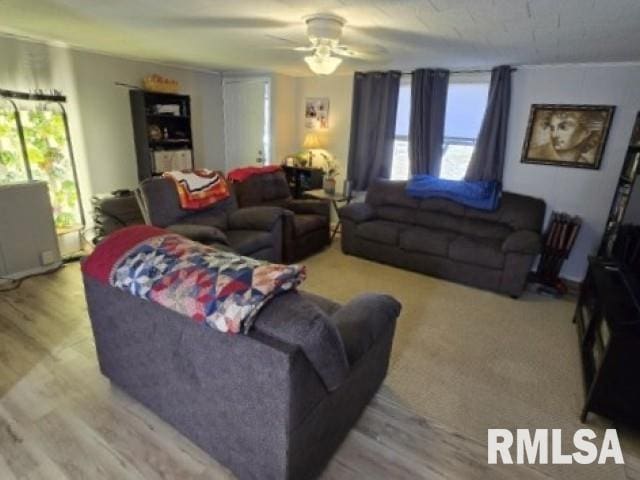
[574,257,640,425]
[599,111,640,256]
[129,91,194,181]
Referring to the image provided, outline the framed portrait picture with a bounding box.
[305,97,329,130]
[520,104,615,169]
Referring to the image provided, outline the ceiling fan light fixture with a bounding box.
[304,54,342,75]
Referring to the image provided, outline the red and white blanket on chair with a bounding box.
[163,169,230,210]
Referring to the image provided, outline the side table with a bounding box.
[304,189,352,241]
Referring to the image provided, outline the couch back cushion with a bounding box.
[252,291,349,392]
[366,179,545,236]
[464,192,545,232]
[234,171,291,208]
[366,179,420,209]
[139,177,237,228]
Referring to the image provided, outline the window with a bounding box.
[391,75,489,181]
[390,79,411,180]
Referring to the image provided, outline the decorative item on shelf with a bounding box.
[533,212,582,296]
[321,156,340,194]
[521,104,615,170]
[148,124,162,141]
[302,132,322,167]
[143,74,179,94]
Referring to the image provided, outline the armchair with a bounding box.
[137,177,285,262]
[232,170,331,263]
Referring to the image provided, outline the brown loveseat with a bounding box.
[339,179,546,297]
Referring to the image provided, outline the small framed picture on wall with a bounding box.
[520,104,615,170]
[305,97,329,130]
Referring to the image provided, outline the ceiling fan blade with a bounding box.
[333,43,388,60]
[293,46,315,52]
[166,16,295,29]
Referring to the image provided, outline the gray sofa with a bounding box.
[137,177,285,262]
[83,275,401,480]
[339,179,546,297]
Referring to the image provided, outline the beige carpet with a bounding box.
[303,242,640,480]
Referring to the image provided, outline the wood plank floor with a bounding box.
[0,263,604,479]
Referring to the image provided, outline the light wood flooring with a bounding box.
[0,263,584,479]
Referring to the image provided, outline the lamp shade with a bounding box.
[303,132,322,149]
[304,54,342,75]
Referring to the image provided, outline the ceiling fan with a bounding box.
[290,14,370,75]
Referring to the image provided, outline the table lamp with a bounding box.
[302,133,322,167]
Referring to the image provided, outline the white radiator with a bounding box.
[0,181,62,279]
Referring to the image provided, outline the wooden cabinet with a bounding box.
[129,91,194,181]
[574,257,640,425]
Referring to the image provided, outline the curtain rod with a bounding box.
[0,88,66,103]
[399,67,518,75]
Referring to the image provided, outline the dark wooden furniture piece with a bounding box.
[130,91,194,181]
[574,257,640,425]
[599,111,640,256]
[282,165,323,199]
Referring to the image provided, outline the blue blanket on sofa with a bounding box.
[405,175,502,211]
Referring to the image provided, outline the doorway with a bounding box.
[222,77,270,172]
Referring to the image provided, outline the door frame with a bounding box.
[222,75,272,171]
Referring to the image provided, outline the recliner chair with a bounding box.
[232,170,331,263]
[137,176,286,262]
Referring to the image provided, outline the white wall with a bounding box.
[0,34,225,220]
[503,64,640,281]
[292,74,353,179]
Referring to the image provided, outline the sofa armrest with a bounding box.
[331,293,401,365]
[338,203,376,224]
[502,230,542,255]
[167,224,229,244]
[286,199,330,218]
[228,206,289,231]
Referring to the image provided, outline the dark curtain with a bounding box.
[464,65,512,182]
[347,71,401,191]
[409,68,450,176]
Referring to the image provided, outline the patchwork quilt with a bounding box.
[163,169,230,210]
[82,225,305,333]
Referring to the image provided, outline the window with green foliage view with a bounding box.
[0,103,81,230]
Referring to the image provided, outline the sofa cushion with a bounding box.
[252,291,349,391]
[167,224,229,244]
[376,206,417,225]
[330,293,401,365]
[419,197,466,216]
[415,210,460,232]
[464,192,546,232]
[226,230,273,255]
[294,214,326,236]
[356,220,404,245]
[366,179,420,209]
[449,236,505,269]
[399,227,456,257]
[261,172,291,202]
[414,210,511,241]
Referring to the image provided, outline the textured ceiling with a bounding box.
[1,0,640,76]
